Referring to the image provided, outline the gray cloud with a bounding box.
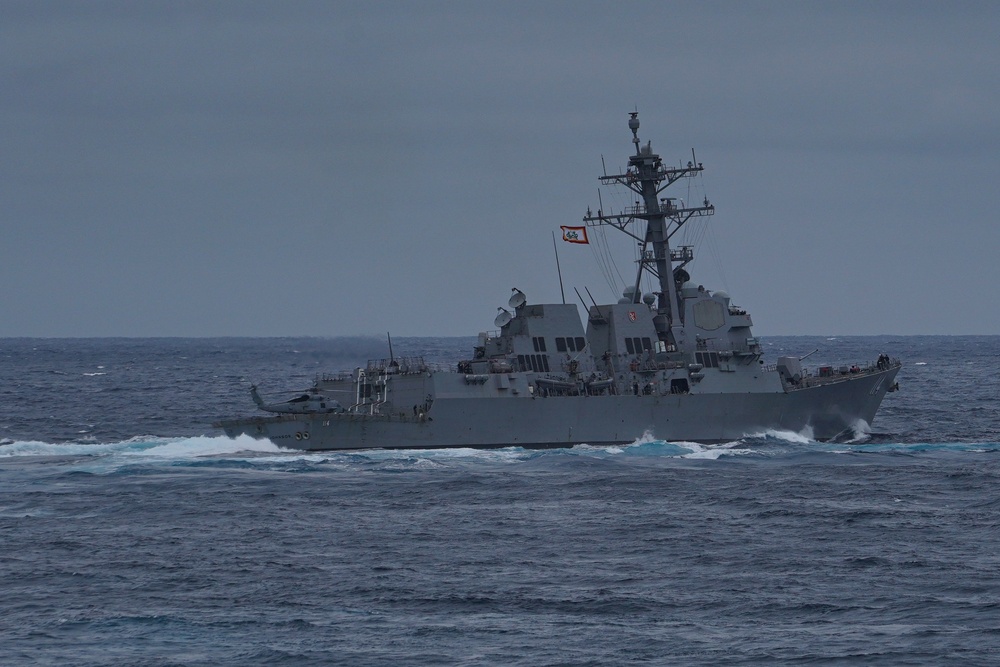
[2,1,998,336]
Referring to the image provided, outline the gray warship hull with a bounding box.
[217,363,900,450]
[216,112,901,450]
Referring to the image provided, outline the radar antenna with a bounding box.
[583,112,715,349]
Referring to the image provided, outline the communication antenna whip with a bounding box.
[552,231,566,304]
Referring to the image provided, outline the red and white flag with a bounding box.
[560,226,589,244]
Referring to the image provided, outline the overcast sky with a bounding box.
[2,1,998,337]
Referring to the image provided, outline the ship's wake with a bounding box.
[1,432,996,474]
[0,434,281,459]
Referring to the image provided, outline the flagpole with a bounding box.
[551,231,566,305]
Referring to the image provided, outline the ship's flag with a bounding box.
[560,226,589,244]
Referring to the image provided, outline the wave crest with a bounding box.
[0,434,282,460]
[744,427,815,444]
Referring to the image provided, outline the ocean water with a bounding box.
[1,335,999,666]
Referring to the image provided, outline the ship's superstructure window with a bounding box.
[517,354,550,373]
[555,336,588,353]
[532,337,547,352]
[624,337,653,355]
[695,351,720,368]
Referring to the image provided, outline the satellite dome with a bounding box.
[508,289,527,309]
[681,281,700,298]
[642,293,655,306]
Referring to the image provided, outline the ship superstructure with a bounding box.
[216,114,900,449]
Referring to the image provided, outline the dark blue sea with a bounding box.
[2,335,999,666]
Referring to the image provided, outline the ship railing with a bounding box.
[640,249,667,262]
[793,356,900,388]
[324,361,455,380]
[350,399,386,416]
[670,247,694,263]
[318,371,352,383]
[695,339,732,352]
[424,362,456,373]
[693,337,761,358]
[366,356,428,374]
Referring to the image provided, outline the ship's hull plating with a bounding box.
[217,366,899,450]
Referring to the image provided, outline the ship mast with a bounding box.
[583,112,714,350]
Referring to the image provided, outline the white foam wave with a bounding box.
[574,433,755,460]
[677,443,729,459]
[247,453,333,465]
[844,419,872,444]
[0,439,134,458]
[746,426,816,444]
[675,440,758,459]
[571,431,662,456]
[127,434,282,458]
[352,446,532,465]
[570,441,627,453]
[631,430,660,446]
[0,434,284,460]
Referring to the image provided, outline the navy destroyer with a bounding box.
[216,113,900,449]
